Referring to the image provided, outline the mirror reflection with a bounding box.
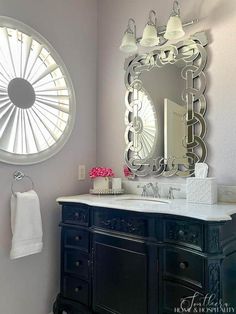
[140,61,186,164]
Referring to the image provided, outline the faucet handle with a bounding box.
[168,187,180,199]
[137,184,148,197]
[155,182,161,198]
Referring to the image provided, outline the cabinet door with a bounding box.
[92,233,149,314]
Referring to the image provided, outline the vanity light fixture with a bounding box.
[120,0,198,53]
[164,1,185,40]
[140,10,159,47]
[119,18,138,53]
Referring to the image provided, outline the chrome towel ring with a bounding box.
[11,171,34,195]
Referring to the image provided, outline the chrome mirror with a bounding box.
[124,31,208,177]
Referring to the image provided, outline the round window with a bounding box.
[0,17,76,164]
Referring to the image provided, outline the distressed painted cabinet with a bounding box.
[53,202,236,314]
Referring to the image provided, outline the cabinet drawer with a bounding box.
[62,203,89,226]
[63,227,89,252]
[64,249,89,280]
[164,248,204,287]
[163,281,203,313]
[62,276,89,305]
[93,207,149,237]
[164,219,203,250]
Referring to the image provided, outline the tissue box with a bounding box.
[186,177,217,204]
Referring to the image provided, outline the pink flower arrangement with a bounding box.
[89,167,114,178]
[123,166,133,177]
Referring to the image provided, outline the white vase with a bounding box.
[93,177,109,190]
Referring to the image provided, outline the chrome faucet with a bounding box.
[168,187,180,199]
[147,182,161,198]
[137,182,160,198]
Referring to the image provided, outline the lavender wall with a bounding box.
[1,0,236,312]
[0,0,97,313]
[97,0,236,184]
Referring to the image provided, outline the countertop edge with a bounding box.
[56,194,236,222]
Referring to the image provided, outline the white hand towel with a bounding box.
[10,190,43,259]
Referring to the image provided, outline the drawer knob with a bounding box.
[74,212,79,218]
[75,236,81,241]
[179,261,188,270]
[75,261,81,267]
[178,230,185,237]
[74,286,82,293]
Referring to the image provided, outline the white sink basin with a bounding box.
[115,195,170,204]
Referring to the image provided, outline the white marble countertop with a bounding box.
[56,194,236,222]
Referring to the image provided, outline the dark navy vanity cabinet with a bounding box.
[53,202,236,314]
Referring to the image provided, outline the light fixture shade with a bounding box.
[140,24,159,47]
[164,15,185,40]
[119,31,138,53]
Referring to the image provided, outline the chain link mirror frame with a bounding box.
[124,31,208,177]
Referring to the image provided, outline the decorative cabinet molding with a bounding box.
[207,224,223,254]
[94,208,148,237]
[99,216,147,236]
[53,203,236,314]
[62,204,89,226]
[164,220,203,250]
[207,260,222,301]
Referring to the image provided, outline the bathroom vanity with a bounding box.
[53,195,236,314]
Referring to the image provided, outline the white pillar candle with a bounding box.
[112,178,122,190]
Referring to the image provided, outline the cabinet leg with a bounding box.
[53,299,65,314]
[53,296,77,314]
[207,259,222,301]
[53,302,72,314]
[53,296,70,314]
[52,300,60,314]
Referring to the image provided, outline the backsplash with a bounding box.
[123,180,236,203]
[122,180,186,199]
[218,185,236,203]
